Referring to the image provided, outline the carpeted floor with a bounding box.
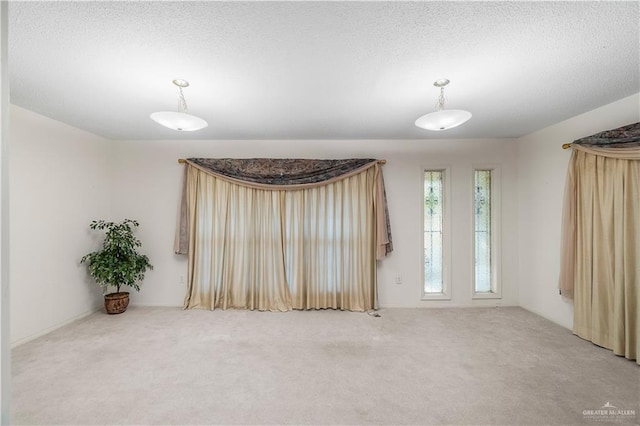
[11,306,639,425]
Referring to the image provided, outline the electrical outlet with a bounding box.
[395,274,402,285]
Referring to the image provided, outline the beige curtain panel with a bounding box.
[175,159,391,312]
[559,144,640,364]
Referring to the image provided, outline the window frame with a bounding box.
[471,165,501,299]
[421,166,451,301]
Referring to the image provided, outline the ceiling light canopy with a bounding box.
[151,79,208,131]
[415,79,472,131]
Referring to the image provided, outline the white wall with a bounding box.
[0,2,8,420]
[9,106,112,345]
[111,138,519,309]
[516,93,640,329]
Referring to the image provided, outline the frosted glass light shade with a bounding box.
[150,111,208,131]
[415,109,472,131]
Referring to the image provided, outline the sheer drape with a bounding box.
[182,162,382,312]
[283,171,376,310]
[184,168,291,310]
[559,143,640,364]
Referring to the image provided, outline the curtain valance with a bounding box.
[572,122,640,149]
[175,158,393,259]
[186,157,378,188]
[572,144,640,160]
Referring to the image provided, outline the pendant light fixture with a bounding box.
[415,79,472,131]
[150,79,208,131]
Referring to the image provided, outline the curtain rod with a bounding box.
[562,143,572,149]
[178,158,387,164]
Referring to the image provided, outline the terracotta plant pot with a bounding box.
[104,292,130,314]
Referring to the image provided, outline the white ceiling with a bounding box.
[8,1,640,140]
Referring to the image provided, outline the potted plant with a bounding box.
[81,219,153,314]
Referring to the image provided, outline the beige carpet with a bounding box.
[11,307,639,425]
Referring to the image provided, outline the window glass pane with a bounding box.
[424,171,443,293]
[475,170,492,292]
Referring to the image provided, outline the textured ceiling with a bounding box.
[8,1,640,140]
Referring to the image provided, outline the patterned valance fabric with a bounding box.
[187,158,376,185]
[572,122,640,148]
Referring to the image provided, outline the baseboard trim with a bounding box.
[378,302,517,309]
[11,305,101,348]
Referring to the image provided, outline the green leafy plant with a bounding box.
[81,219,153,294]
